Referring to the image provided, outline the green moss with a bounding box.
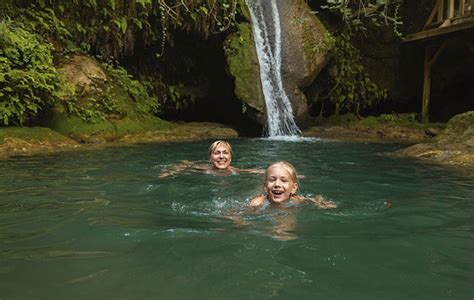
[318,113,359,125]
[113,116,174,136]
[43,111,116,142]
[44,108,173,143]
[237,0,252,22]
[314,113,445,130]
[0,126,72,143]
[224,22,264,111]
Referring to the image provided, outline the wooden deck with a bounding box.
[404,0,474,123]
[405,0,474,42]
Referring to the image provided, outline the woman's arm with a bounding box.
[234,167,265,174]
[159,160,205,178]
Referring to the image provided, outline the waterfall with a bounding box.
[246,0,301,137]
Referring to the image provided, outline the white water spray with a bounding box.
[246,0,301,137]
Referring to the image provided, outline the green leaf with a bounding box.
[199,6,209,15]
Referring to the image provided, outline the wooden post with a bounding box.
[438,0,444,22]
[425,0,441,29]
[422,48,431,124]
[460,0,465,15]
[448,0,455,18]
[421,43,448,124]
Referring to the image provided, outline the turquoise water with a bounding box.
[0,138,473,299]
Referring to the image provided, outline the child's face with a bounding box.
[264,165,298,203]
[210,144,232,170]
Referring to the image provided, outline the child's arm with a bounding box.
[309,195,337,209]
[247,195,266,208]
[293,195,336,209]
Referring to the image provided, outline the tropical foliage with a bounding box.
[6,0,243,58]
[320,0,402,36]
[311,0,401,115]
[1,1,244,125]
[0,0,405,126]
[0,19,64,125]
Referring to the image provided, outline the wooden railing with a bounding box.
[404,1,474,123]
[424,0,473,30]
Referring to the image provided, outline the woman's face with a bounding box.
[210,144,232,170]
[264,165,298,203]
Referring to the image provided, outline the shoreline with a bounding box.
[1,121,472,169]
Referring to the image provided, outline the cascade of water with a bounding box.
[246,0,301,137]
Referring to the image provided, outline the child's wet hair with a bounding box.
[265,161,298,183]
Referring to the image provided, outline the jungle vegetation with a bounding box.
[0,0,403,127]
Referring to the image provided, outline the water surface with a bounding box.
[0,138,473,299]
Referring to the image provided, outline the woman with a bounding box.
[159,140,262,178]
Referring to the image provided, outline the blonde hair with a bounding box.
[265,161,298,183]
[208,140,233,158]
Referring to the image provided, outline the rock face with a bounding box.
[43,54,172,143]
[224,0,332,128]
[224,23,265,124]
[395,111,474,167]
[276,0,332,127]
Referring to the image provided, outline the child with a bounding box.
[248,161,336,209]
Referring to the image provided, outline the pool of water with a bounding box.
[0,138,473,299]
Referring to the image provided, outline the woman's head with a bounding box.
[263,161,299,204]
[208,140,233,170]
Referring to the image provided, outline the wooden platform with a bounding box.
[405,0,474,42]
[403,0,473,123]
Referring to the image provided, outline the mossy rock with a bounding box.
[0,126,73,144]
[44,109,173,143]
[224,22,265,124]
[0,126,79,158]
[437,111,474,146]
[44,54,173,143]
[43,110,117,143]
[113,116,174,137]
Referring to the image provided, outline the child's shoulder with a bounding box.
[248,195,266,208]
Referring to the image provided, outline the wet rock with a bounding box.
[224,23,265,125]
[224,0,332,128]
[278,0,333,127]
[44,54,173,143]
[395,111,474,167]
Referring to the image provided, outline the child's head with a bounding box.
[208,140,233,170]
[263,161,299,203]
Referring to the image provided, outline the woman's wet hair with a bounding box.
[208,140,233,157]
[265,161,298,183]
